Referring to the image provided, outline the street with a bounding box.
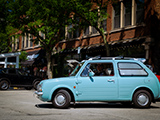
[0,90,160,120]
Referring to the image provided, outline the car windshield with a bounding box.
[70,62,84,76]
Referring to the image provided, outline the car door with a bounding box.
[76,61,118,101]
[17,69,33,85]
[7,69,19,85]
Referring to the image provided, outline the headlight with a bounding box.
[37,83,43,92]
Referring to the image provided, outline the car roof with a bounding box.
[88,56,145,61]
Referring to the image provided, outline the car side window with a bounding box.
[118,62,148,76]
[0,69,7,74]
[81,63,114,77]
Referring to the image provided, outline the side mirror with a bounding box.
[88,70,95,77]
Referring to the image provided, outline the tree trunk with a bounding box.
[46,52,53,79]
[102,32,110,56]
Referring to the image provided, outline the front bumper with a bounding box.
[35,91,43,96]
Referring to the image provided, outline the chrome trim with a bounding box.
[35,91,43,96]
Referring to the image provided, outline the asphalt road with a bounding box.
[1,89,160,120]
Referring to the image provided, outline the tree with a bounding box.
[7,0,72,78]
[0,0,12,53]
[65,0,117,56]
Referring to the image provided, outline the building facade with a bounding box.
[11,0,160,75]
[11,31,47,77]
[55,0,160,74]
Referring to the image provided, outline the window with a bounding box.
[102,19,107,31]
[136,0,144,24]
[13,36,16,50]
[73,25,79,38]
[92,26,97,34]
[17,37,19,50]
[81,63,114,77]
[70,62,84,76]
[26,34,28,48]
[124,0,132,26]
[118,62,148,76]
[68,24,73,39]
[113,2,120,29]
[60,27,65,40]
[84,26,89,36]
[22,36,25,49]
[30,35,33,47]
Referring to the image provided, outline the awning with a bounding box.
[57,36,146,54]
[20,50,40,66]
[108,36,146,45]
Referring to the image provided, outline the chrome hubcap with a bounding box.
[2,82,8,89]
[55,94,66,106]
[137,93,149,106]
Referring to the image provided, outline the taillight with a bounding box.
[156,75,160,82]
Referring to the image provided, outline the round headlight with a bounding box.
[37,83,43,92]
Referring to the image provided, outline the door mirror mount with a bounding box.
[88,70,95,77]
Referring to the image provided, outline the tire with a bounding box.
[133,90,152,108]
[52,90,71,109]
[33,81,40,90]
[0,80,9,90]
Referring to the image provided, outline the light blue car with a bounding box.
[35,57,160,108]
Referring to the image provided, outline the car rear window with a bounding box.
[118,62,148,76]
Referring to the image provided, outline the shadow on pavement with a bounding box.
[35,102,160,109]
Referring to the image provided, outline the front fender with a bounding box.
[48,84,77,101]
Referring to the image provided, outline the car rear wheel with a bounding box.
[52,90,71,109]
[133,90,152,108]
[0,80,9,90]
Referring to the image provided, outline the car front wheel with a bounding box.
[52,90,71,109]
[0,80,9,90]
[133,90,152,108]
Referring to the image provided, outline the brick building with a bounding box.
[11,0,160,75]
[55,0,160,74]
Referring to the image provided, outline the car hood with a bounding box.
[41,76,76,84]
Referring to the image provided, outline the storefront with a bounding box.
[20,49,47,78]
[0,52,21,68]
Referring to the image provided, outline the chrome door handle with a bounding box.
[107,79,115,82]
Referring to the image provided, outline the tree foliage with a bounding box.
[63,0,117,56]
[7,0,116,78]
[0,0,12,53]
[7,0,73,78]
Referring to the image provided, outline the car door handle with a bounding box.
[76,81,82,84]
[107,79,115,82]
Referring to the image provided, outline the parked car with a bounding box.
[35,57,160,108]
[0,68,42,90]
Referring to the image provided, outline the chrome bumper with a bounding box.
[35,91,43,96]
